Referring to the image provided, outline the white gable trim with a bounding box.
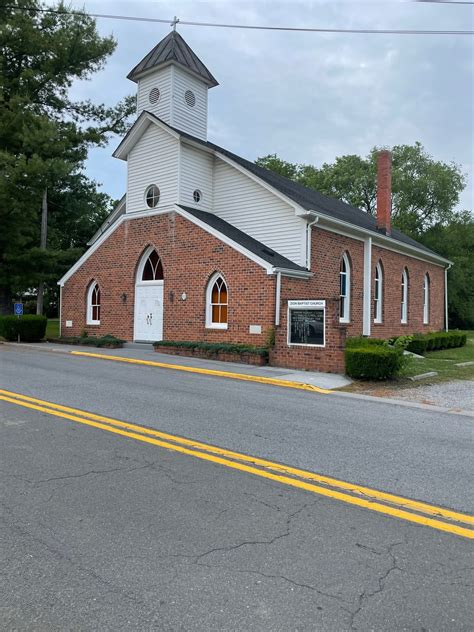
[113,112,180,161]
[58,205,303,287]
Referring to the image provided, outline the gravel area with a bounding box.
[393,380,474,411]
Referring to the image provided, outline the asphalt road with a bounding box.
[1,346,473,631]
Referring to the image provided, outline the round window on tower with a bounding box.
[193,190,202,203]
[149,87,161,104]
[185,89,196,108]
[145,185,160,208]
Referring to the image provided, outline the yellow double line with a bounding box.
[1,388,473,539]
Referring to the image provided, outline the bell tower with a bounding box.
[127,30,218,140]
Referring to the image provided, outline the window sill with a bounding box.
[205,324,228,330]
[373,320,383,325]
[86,322,101,326]
[339,319,350,325]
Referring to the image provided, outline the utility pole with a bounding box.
[36,188,48,315]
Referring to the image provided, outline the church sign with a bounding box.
[287,300,325,347]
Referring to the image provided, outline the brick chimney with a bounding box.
[376,150,392,235]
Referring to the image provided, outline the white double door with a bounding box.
[134,283,164,342]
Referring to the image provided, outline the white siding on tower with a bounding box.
[136,66,173,122]
[126,124,179,214]
[213,159,306,266]
[171,67,208,140]
[179,144,214,211]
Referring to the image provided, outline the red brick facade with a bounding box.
[61,214,446,374]
[61,213,276,346]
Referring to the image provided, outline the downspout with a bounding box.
[275,271,281,326]
[445,263,452,332]
[306,214,319,269]
[59,284,62,337]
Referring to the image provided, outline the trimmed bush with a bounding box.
[345,336,386,349]
[0,315,47,342]
[51,334,125,348]
[345,346,405,380]
[406,336,428,355]
[406,331,466,355]
[153,340,269,357]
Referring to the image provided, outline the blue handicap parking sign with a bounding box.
[14,302,23,316]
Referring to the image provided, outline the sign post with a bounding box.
[14,302,23,343]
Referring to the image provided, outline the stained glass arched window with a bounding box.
[206,273,228,328]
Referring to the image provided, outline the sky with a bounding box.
[57,0,473,211]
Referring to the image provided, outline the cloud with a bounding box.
[61,0,473,210]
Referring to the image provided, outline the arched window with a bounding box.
[374,262,383,324]
[87,282,101,325]
[206,273,228,329]
[339,253,350,323]
[401,268,409,324]
[141,249,163,282]
[423,273,430,324]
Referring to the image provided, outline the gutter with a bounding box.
[297,209,452,267]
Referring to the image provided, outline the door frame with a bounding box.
[133,246,165,342]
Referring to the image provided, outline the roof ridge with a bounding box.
[127,31,218,86]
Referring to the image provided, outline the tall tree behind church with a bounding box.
[0,1,135,314]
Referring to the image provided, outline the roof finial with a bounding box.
[171,16,179,32]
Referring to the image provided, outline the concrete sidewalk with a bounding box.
[3,341,351,390]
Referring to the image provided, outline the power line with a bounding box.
[4,5,473,35]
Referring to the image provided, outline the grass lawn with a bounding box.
[45,318,59,339]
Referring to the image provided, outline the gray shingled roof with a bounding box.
[127,31,218,86]
[165,123,444,260]
[178,206,309,272]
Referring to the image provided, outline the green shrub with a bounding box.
[406,336,428,355]
[345,346,405,380]
[345,336,386,349]
[153,340,269,357]
[52,334,125,348]
[0,315,47,342]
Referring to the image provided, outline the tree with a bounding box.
[256,143,471,327]
[421,212,474,329]
[0,1,135,313]
[256,142,466,238]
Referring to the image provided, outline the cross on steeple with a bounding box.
[170,16,179,32]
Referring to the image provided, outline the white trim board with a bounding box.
[58,205,302,286]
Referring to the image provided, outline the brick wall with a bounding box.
[270,227,446,373]
[61,214,446,375]
[370,245,445,337]
[61,212,276,346]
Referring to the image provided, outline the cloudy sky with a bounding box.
[60,0,473,210]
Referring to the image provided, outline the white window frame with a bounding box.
[339,253,350,323]
[423,273,430,325]
[86,281,101,325]
[401,268,408,324]
[374,262,383,324]
[205,272,228,330]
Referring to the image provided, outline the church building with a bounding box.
[58,31,450,373]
